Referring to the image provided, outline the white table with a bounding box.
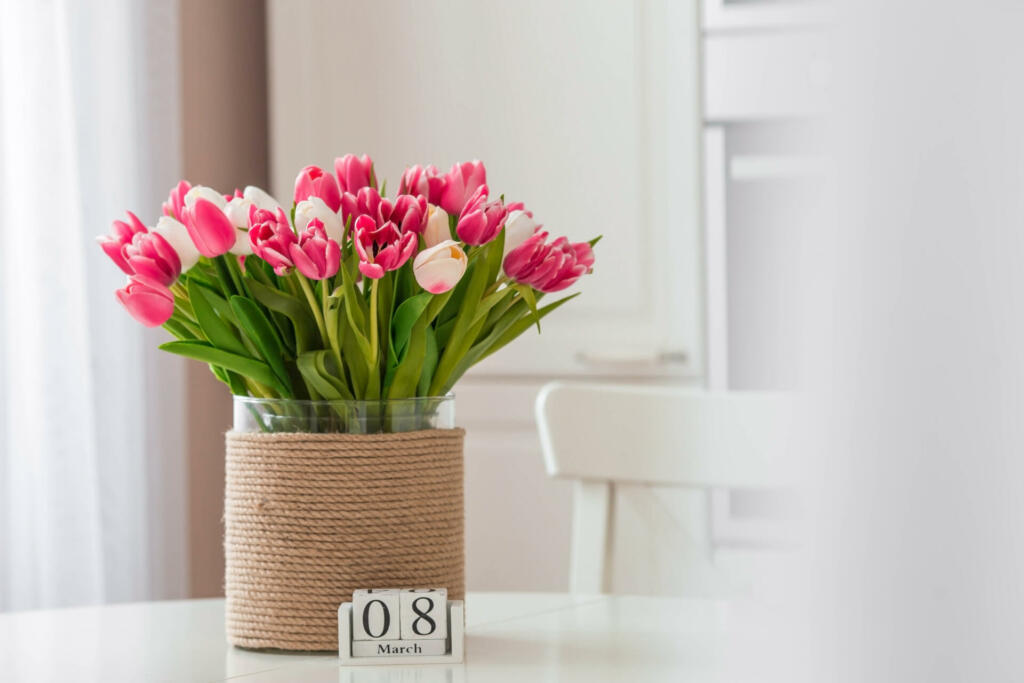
[0,592,787,682]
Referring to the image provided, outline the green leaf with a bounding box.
[338,256,372,364]
[429,242,499,395]
[162,318,192,340]
[229,296,293,395]
[187,279,249,356]
[441,293,581,393]
[246,278,318,354]
[434,317,456,350]
[484,228,506,286]
[388,291,452,399]
[478,293,580,363]
[588,234,603,248]
[160,341,287,395]
[297,350,354,400]
[342,326,368,399]
[417,325,439,396]
[391,292,431,358]
[516,284,542,333]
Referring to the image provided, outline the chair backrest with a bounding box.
[535,381,795,594]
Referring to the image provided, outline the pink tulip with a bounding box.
[341,187,428,235]
[455,185,508,246]
[289,218,340,280]
[340,185,381,228]
[503,231,595,293]
[115,275,175,327]
[399,164,446,205]
[97,211,148,274]
[180,198,237,257]
[390,194,429,234]
[440,160,487,215]
[248,205,296,275]
[162,180,191,220]
[122,231,182,286]
[294,164,342,212]
[333,154,375,194]
[413,240,468,294]
[353,214,417,280]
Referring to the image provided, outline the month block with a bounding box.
[399,588,448,640]
[351,588,401,641]
[351,639,448,657]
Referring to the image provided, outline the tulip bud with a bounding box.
[163,180,192,220]
[423,205,451,248]
[115,275,175,327]
[249,206,297,275]
[223,186,283,255]
[294,196,344,243]
[97,211,148,274]
[289,218,341,280]
[181,198,237,257]
[183,185,227,210]
[294,164,342,212]
[123,231,182,286]
[152,216,201,272]
[441,160,487,215]
[413,240,468,294]
[334,154,375,194]
[502,209,540,259]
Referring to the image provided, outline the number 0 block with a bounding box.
[399,588,448,640]
[352,589,401,641]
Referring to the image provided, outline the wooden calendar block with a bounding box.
[339,599,465,665]
[351,588,401,641]
[399,588,448,640]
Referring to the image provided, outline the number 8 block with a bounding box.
[399,588,448,640]
[351,589,401,641]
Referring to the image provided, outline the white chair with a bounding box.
[535,381,796,595]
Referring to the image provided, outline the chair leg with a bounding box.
[568,480,611,594]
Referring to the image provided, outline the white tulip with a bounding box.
[423,205,450,248]
[243,185,281,211]
[294,196,343,243]
[223,197,251,229]
[222,186,282,255]
[414,240,468,294]
[183,185,226,210]
[503,209,540,259]
[152,216,201,272]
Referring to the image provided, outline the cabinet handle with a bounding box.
[575,350,688,368]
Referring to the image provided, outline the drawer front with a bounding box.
[704,32,831,120]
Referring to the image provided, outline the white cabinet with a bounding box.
[704,32,831,121]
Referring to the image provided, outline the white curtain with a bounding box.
[0,0,187,609]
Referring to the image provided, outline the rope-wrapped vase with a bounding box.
[224,428,465,651]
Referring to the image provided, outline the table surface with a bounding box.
[0,592,788,682]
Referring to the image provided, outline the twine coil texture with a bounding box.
[224,428,465,651]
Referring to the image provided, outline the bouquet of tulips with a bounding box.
[98,156,596,407]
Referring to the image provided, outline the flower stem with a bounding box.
[369,278,380,364]
[323,279,344,368]
[296,274,328,345]
[483,275,510,297]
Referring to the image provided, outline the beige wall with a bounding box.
[179,0,269,598]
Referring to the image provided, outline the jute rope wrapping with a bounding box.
[224,428,465,651]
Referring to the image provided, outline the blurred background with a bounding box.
[0,0,819,610]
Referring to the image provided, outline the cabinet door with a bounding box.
[267,0,703,380]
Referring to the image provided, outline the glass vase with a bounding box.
[233,394,455,434]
